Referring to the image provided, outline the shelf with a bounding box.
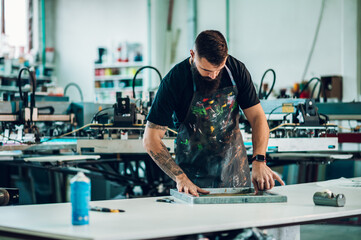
[94,74,143,81]
[94,57,144,103]
[95,87,143,92]
[0,86,31,92]
[10,63,55,69]
[94,62,144,69]
[0,74,52,81]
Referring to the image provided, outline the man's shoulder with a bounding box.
[163,58,191,85]
[174,57,190,69]
[167,58,190,76]
[226,55,246,71]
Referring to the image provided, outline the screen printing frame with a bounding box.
[170,187,287,204]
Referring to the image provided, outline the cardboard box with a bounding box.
[320,76,342,101]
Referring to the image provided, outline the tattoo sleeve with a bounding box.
[147,122,167,130]
[149,142,184,181]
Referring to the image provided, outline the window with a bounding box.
[1,0,27,57]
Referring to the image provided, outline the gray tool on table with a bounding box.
[170,187,287,204]
[313,190,346,207]
[156,197,175,203]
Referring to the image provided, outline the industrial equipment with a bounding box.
[76,88,175,154]
[0,97,76,145]
[0,68,77,146]
[256,98,339,152]
[77,64,173,155]
[113,92,147,127]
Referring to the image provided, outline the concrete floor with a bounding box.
[301,224,361,240]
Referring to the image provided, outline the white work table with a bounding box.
[0,178,360,240]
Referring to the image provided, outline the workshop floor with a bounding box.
[301,224,361,240]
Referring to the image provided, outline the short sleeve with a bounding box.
[236,63,260,110]
[146,72,177,127]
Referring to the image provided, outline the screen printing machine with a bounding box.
[0,86,361,239]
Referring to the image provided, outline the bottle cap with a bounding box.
[71,171,90,183]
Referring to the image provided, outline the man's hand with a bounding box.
[251,161,285,193]
[176,173,210,197]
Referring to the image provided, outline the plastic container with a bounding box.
[70,172,91,225]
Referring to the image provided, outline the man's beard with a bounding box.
[191,62,223,95]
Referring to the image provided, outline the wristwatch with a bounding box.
[251,154,266,162]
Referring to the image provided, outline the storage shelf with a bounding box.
[94,74,143,81]
[94,62,144,69]
[0,62,55,94]
[0,74,52,81]
[10,62,55,69]
[0,86,31,92]
[95,87,143,92]
[93,56,144,103]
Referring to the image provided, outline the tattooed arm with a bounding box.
[143,121,183,180]
[143,121,209,196]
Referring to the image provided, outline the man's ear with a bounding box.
[190,49,195,61]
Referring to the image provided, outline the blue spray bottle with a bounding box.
[70,172,91,225]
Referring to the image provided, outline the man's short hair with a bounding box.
[194,30,228,66]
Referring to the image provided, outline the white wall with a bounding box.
[51,0,359,102]
[358,0,361,99]
[154,0,359,101]
[341,0,359,101]
[229,0,358,101]
[149,0,168,89]
[159,0,228,69]
[197,0,226,35]
[53,0,147,102]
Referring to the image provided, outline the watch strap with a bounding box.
[251,154,266,162]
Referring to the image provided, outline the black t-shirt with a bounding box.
[147,55,259,129]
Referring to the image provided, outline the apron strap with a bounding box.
[192,76,197,92]
[225,65,236,86]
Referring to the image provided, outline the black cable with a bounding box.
[282,112,292,121]
[316,79,324,102]
[321,79,327,102]
[17,68,27,101]
[91,107,114,123]
[310,81,320,99]
[132,66,162,99]
[258,69,276,100]
[267,105,283,126]
[64,82,84,102]
[319,113,329,123]
[299,77,321,98]
[17,67,36,123]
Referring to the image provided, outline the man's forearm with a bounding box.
[144,122,184,181]
[148,141,184,181]
[251,117,269,156]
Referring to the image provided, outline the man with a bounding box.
[143,30,284,196]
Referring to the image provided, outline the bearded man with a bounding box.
[143,30,284,196]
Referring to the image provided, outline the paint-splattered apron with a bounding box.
[175,66,251,188]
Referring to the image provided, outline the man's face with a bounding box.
[190,50,227,95]
[191,50,226,79]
